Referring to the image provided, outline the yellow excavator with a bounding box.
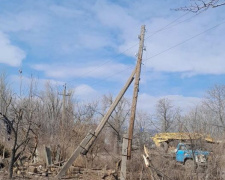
[151,132,215,152]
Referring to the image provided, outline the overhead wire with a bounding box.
[67,11,190,86]
[76,19,225,93]
[75,64,135,92]
[143,19,225,63]
[144,11,189,39]
[69,11,208,93]
[67,43,139,85]
[71,13,196,92]
[144,10,205,40]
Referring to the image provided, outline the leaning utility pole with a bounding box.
[56,25,145,179]
[56,70,136,178]
[127,25,145,159]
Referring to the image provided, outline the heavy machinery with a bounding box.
[151,132,215,152]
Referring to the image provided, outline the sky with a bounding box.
[0,0,225,113]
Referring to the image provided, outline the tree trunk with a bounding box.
[8,133,17,179]
[8,149,15,179]
[116,134,120,155]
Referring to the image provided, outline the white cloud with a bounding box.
[78,34,113,50]
[0,0,225,103]
[75,84,96,95]
[142,13,225,76]
[49,5,84,18]
[0,11,45,33]
[9,75,65,94]
[0,31,26,66]
[32,61,132,82]
[138,93,201,114]
[74,84,99,101]
[10,74,99,101]
[94,0,141,45]
[93,1,225,76]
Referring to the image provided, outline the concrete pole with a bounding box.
[120,134,128,180]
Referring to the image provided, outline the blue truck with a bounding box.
[175,143,210,168]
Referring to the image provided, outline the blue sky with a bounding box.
[0,0,225,113]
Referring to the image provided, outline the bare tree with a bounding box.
[200,84,225,137]
[183,104,223,137]
[100,94,130,154]
[74,101,97,124]
[176,0,225,12]
[203,85,225,130]
[0,73,12,158]
[0,77,39,179]
[32,81,63,156]
[134,111,153,148]
[156,98,175,132]
[0,73,12,116]
[183,106,208,136]
[72,101,98,147]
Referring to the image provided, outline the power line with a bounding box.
[67,12,190,85]
[144,12,190,39]
[74,50,147,93]
[75,19,225,93]
[74,65,134,92]
[144,10,204,40]
[143,20,225,63]
[67,43,139,83]
[68,12,205,90]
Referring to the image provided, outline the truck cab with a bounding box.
[175,143,209,165]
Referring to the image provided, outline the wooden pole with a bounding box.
[56,69,136,178]
[127,25,145,159]
[83,69,136,154]
[56,131,94,178]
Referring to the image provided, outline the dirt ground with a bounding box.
[1,144,225,180]
[0,168,117,180]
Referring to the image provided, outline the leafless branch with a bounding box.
[175,0,225,12]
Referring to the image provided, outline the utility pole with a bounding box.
[59,84,71,129]
[59,84,71,159]
[56,25,145,179]
[127,25,145,159]
[56,70,135,178]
